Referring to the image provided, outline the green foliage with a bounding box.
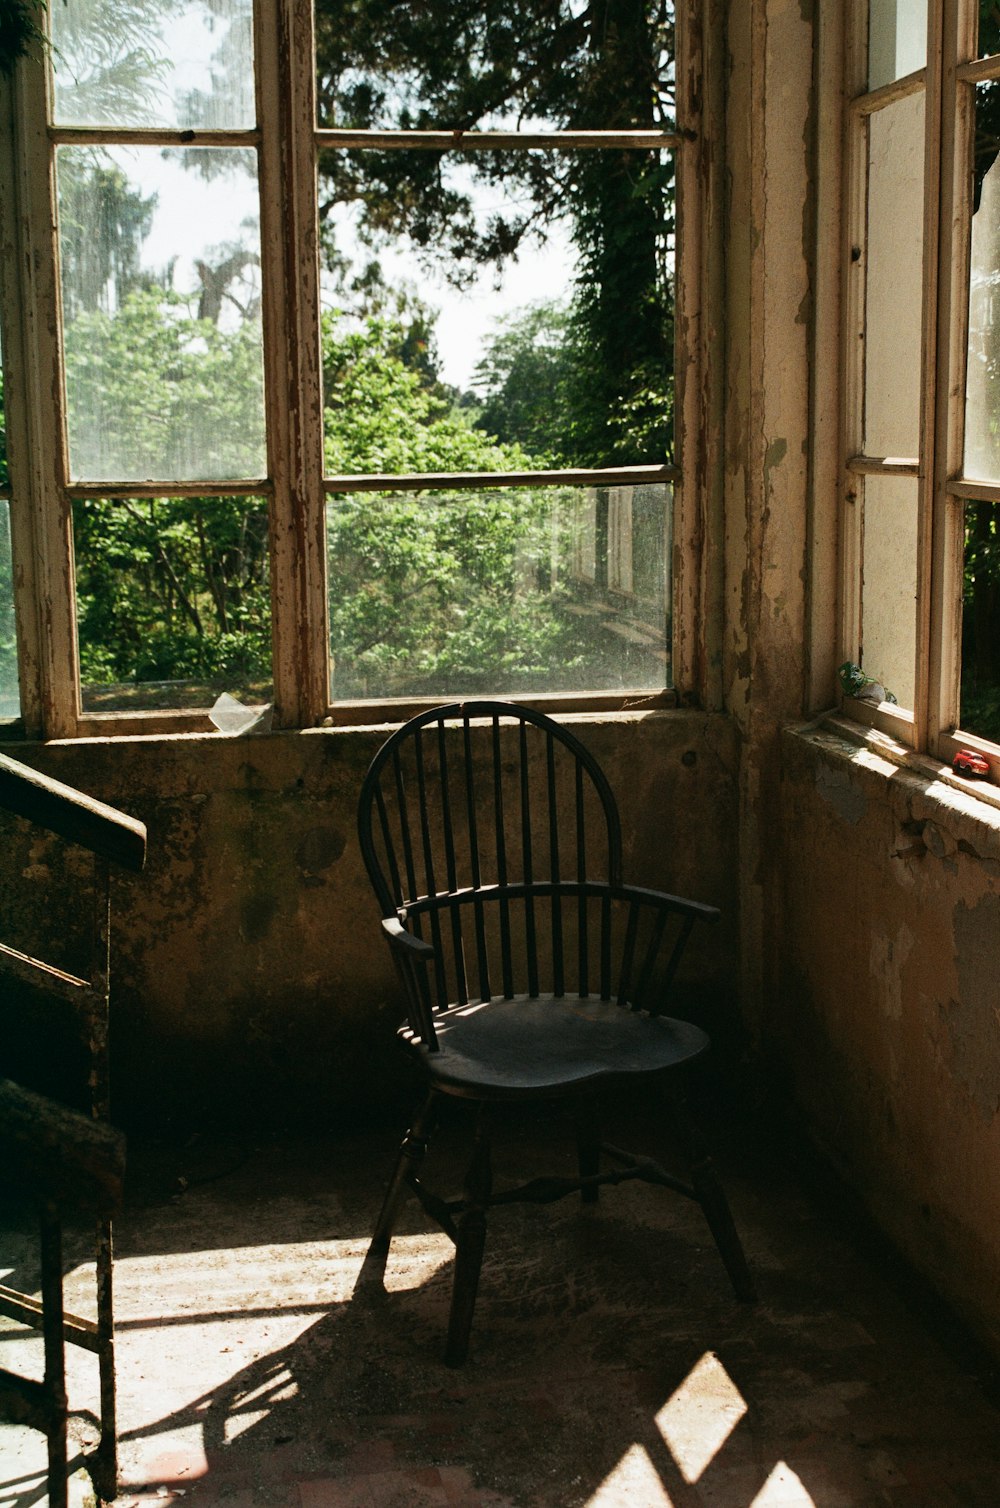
[63,288,265,480]
[327,486,589,700]
[74,493,271,699]
[314,0,676,466]
[0,0,47,77]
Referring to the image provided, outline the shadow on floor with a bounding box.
[2,1099,1000,1507]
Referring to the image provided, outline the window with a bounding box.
[0,1,710,739]
[841,0,1000,772]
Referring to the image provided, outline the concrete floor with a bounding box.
[2,1098,1000,1508]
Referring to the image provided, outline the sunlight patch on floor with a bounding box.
[750,1461,817,1504]
[654,1350,748,1484]
[584,1443,674,1506]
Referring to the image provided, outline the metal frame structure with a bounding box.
[0,753,145,1505]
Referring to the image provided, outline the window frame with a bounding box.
[0,0,713,740]
[839,0,1000,775]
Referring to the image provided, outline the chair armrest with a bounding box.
[614,882,721,926]
[381,915,437,964]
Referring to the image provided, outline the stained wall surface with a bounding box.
[775,723,1000,1354]
[0,711,741,1128]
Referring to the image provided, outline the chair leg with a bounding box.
[93,1215,118,1505]
[444,1107,493,1367]
[575,1102,601,1204]
[39,1202,68,1508]
[360,1091,436,1287]
[667,1091,756,1304]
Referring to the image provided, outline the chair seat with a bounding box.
[402,993,710,1099]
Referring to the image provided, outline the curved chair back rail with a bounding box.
[359,700,624,915]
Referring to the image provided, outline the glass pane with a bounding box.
[74,496,272,713]
[326,482,671,701]
[980,1,1000,60]
[57,146,265,483]
[965,82,1000,481]
[0,501,20,720]
[864,92,925,458]
[868,0,927,90]
[859,474,918,711]
[51,0,255,130]
[0,322,7,488]
[320,149,674,471]
[960,500,1000,739]
[315,0,675,132]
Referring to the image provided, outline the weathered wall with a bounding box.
[0,710,741,1129]
[775,723,1000,1353]
[723,0,816,1036]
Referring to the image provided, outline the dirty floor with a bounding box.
[2,1098,999,1507]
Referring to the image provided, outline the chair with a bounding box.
[357,700,754,1365]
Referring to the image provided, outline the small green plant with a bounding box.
[838,661,898,705]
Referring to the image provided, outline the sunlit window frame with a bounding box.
[0,0,715,740]
[840,0,1000,776]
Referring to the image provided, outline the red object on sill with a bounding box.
[952,749,991,778]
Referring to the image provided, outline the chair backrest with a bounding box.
[359,701,627,1024]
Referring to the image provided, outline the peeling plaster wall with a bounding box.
[0,712,740,1129]
[776,725,1000,1353]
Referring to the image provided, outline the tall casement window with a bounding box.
[842,1,1000,774]
[0,2,709,739]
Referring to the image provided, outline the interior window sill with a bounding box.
[785,713,1000,862]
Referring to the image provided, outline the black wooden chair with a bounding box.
[357,700,754,1364]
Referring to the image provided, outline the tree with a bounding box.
[313,0,676,464]
[471,301,575,461]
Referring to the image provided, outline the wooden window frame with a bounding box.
[0,0,716,741]
[840,0,1000,775]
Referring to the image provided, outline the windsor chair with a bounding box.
[357,700,753,1364]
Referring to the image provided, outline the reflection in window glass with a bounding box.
[74,496,272,713]
[326,483,671,702]
[50,0,255,130]
[868,0,927,90]
[864,93,925,458]
[0,502,19,720]
[860,474,917,711]
[965,84,1000,481]
[0,323,7,488]
[57,146,265,483]
[960,500,1000,740]
[319,150,674,471]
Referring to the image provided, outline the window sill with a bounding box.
[785,714,1000,862]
